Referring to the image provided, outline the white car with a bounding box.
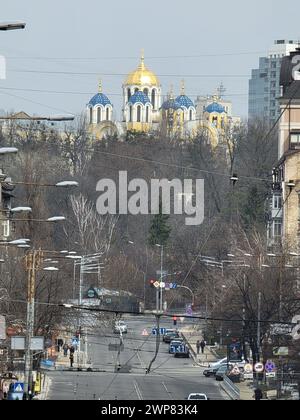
[187,393,209,400]
[113,321,128,334]
[209,357,247,370]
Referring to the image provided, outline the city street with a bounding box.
[46,317,226,400]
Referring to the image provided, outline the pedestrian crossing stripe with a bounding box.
[142,329,149,336]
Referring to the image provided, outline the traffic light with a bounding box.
[173,316,177,326]
[149,279,156,288]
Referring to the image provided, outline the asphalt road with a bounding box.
[46,316,226,400]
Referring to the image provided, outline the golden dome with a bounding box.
[125,51,159,87]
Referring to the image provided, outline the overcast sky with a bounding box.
[0,0,299,119]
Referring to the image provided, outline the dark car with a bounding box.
[215,364,239,382]
[203,366,220,377]
[163,331,180,343]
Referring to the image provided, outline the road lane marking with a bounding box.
[162,382,174,400]
[133,380,143,400]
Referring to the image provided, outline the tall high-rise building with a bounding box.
[248,40,299,123]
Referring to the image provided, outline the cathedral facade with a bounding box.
[86,53,240,148]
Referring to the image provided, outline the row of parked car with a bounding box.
[162,329,190,358]
[203,357,246,382]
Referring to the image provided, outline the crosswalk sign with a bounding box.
[13,382,24,393]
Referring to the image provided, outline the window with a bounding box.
[273,195,282,209]
[97,107,102,123]
[291,133,300,148]
[190,109,193,121]
[151,89,156,110]
[127,88,131,101]
[146,106,149,123]
[106,107,109,121]
[129,106,133,122]
[89,107,93,124]
[143,88,149,96]
[134,88,139,93]
[3,220,10,238]
[137,105,141,122]
[274,220,282,237]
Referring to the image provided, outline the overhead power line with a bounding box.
[10,69,250,78]
[5,51,265,61]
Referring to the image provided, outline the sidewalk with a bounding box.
[180,326,217,366]
[237,381,254,400]
[54,349,86,370]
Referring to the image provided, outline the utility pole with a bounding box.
[160,245,164,312]
[24,250,43,398]
[257,291,262,362]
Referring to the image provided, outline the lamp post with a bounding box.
[156,244,164,313]
[0,22,26,31]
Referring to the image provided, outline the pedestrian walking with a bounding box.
[69,345,75,355]
[69,353,74,368]
[253,388,263,401]
[63,343,68,357]
[196,340,201,355]
[200,340,206,354]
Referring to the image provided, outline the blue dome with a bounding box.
[176,95,194,108]
[88,93,112,107]
[161,98,182,111]
[205,102,226,114]
[128,91,151,105]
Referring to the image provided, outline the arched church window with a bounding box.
[106,107,110,121]
[135,88,139,93]
[190,109,193,121]
[127,88,131,101]
[129,106,133,122]
[137,105,141,123]
[89,107,93,124]
[97,107,102,123]
[143,88,149,97]
[151,89,156,110]
[146,106,149,123]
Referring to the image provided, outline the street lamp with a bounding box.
[0,147,18,155]
[43,267,59,272]
[11,207,32,213]
[0,22,26,31]
[55,181,79,188]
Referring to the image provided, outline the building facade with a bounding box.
[268,48,300,250]
[249,40,299,124]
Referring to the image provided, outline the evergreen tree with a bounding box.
[148,201,171,246]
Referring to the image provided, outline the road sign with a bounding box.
[244,373,254,380]
[265,360,276,373]
[13,382,24,393]
[154,281,160,289]
[231,365,240,375]
[270,324,293,336]
[156,270,168,277]
[142,329,149,336]
[254,362,264,373]
[266,372,276,378]
[244,364,253,374]
[152,328,166,335]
